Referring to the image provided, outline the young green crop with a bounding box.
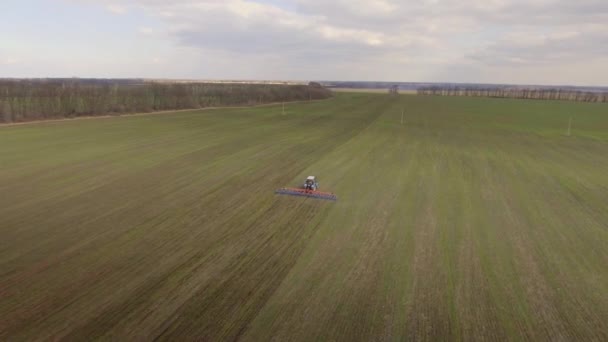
[1,93,607,340]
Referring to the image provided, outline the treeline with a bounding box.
[417,86,608,103]
[0,80,332,123]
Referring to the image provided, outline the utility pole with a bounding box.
[401,108,404,125]
[567,116,572,136]
[282,102,286,115]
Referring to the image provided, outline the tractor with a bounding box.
[275,175,337,201]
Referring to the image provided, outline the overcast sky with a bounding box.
[1,0,607,85]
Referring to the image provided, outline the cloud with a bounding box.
[138,27,155,35]
[106,4,127,14]
[69,0,608,84]
[1,58,18,65]
[116,1,607,58]
[104,0,440,64]
[470,24,608,66]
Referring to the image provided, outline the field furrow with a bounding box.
[1,93,607,340]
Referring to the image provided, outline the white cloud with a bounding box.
[471,24,608,66]
[1,58,18,65]
[59,0,608,84]
[138,27,155,35]
[106,4,127,14]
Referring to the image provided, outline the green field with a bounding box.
[1,93,607,341]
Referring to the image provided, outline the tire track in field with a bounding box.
[453,153,507,341]
[0,95,365,276]
[0,101,355,275]
[152,200,327,341]
[0,96,387,340]
[311,126,413,341]
[317,190,402,341]
[401,140,452,341]
[147,97,394,341]
[455,222,506,341]
[494,158,608,341]
[241,97,418,337]
[0,139,328,340]
[240,100,415,341]
[404,199,450,340]
[481,157,572,341]
[0,103,324,217]
[0,118,239,206]
[0,132,271,281]
[58,199,328,341]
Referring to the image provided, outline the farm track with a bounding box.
[1,93,607,340]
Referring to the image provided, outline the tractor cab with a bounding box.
[304,176,318,191]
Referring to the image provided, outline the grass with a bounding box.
[331,87,418,94]
[1,93,607,341]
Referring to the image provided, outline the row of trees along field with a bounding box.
[0,80,332,123]
[417,86,608,103]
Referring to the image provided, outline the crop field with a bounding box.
[1,93,607,340]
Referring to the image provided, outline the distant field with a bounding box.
[331,87,417,94]
[1,93,607,340]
